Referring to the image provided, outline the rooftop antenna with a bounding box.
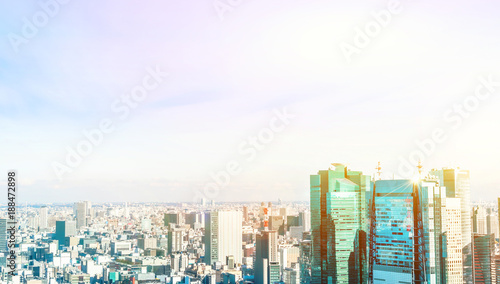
[375,161,382,180]
[417,160,424,179]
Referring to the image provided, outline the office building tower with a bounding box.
[472,234,496,284]
[204,210,242,266]
[486,210,499,239]
[75,201,92,229]
[255,230,278,284]
[368,176,462,284]
[168,227,184,254]
[310,163,369,284]
[369,179,415,283]
[473,206,488,234]
[164,212,184,228]
[0,219,7,252]
[138,237,157,250]
[39,206,48,230]
[299,211,311,232]
[430,168,472,283]
[243,206,249,222]
[55,220,76,247]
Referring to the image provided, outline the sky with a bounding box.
[1,0,500,203]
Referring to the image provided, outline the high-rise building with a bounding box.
[473,206,488,234]
[430,167,472,283]
[472,234,496,284]
[486,209,499,239]
[368,176,463,284]
[369,179,415,283]
[243,206,249,222]
[310,163,369,284]
[55,220,76,247]
[168,227,183,254]
[164,212,184,229]
[204,210,242,266]
[442,198,463,284]
[75,201,92,229]
[0,219,7,252]
[39,206,48,230]
[299,211,311,232]
[255,230,278,284]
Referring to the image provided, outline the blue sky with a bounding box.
[1,0,500,203]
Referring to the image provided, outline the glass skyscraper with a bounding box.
[368,177,463,284]
[310,163,368,284]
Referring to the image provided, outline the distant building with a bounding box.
[0,219,7,252]
[55,220,76,247]
[75,201,92,229]
[39,206,48,230]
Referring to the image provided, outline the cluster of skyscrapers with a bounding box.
[309,163,499,284]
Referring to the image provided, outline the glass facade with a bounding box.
[310,163,368,284]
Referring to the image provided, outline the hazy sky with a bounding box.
[1,0,500,203]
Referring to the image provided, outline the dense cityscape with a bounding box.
[0,164,498,284]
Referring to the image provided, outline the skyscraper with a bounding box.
[486,208,499,239]
[299,211,310,232]
[430,168,472,283]
[254,230,278,284]
[243,206,249,222]
[55,220,76,247]
[369,179,414,283]
[204,210,242,266]
[368,176,463,284]
[472,233,496,284]
[39,206,48,230]
[472,206,487,234]
[168,227,183,254]
[310,163,369,284]
[75,201,92,229]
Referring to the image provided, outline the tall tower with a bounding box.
[254,230,278,284]
[55,220,76,247]
[39,206,48,230]
[310,163,369,284]
[204,210,242,266]
[472,234,496,283]
[430,168,472,282]
[75,201,92,229]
